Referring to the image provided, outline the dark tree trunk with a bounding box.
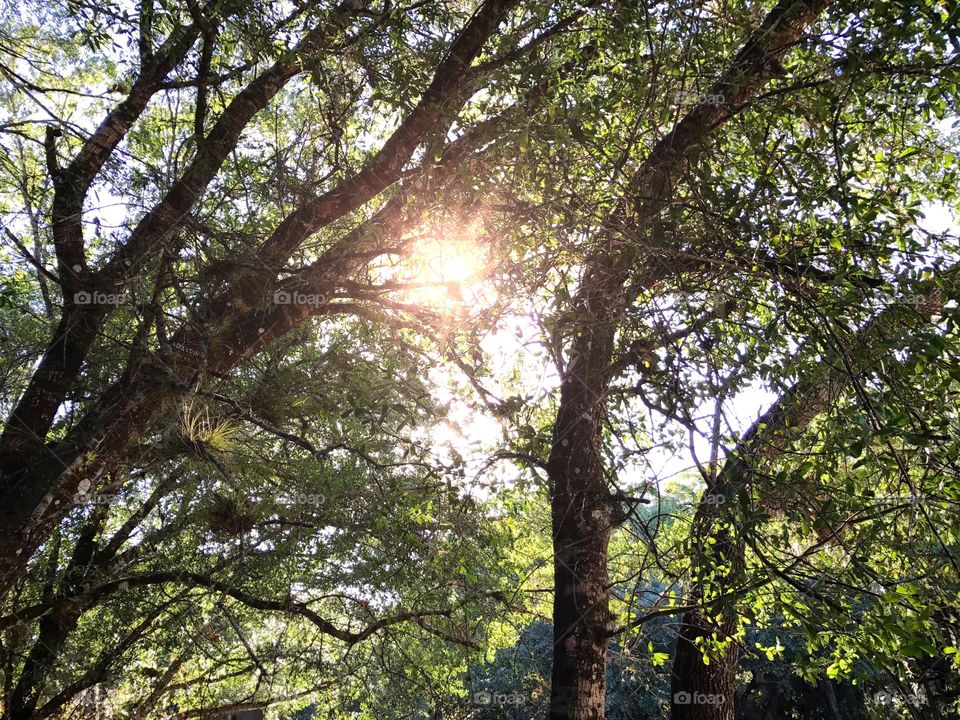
[547,460,613,720]
[546,294,620,720]
[7,510,105,720]
[670,489,743,720]
[8,610,82,720]
[544,0,833,712]
[671,609,738,720]
[0,0,520,596]
[818,678,844,720]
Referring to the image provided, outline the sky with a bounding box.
[3,4,957,507]
[422,199,960,501]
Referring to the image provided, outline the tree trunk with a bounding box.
[8,610,82,720]
[546,303,619,720]
[670,491,743,720]
[818,678,844,720]
[541,1,832,716]
[547,469,613,720]
[0,0,520,596]
[670,614,738,720]
[667,277,951,718]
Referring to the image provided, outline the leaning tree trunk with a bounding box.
[0,0,521,597]
[668,281,952,719]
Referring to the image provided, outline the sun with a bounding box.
[400,216,490,309]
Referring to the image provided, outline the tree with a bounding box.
[0,0,578,589]
[3,1,960,719]
[0,314,525,718]
[483,0,959,717]
[0,1,583,716]
[534,1,835,716]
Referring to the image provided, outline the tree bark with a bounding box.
[6,508,106,720]
[0,0,520,595]
[543,1,833,717]
[546,282,621,720]
[669,283,952,719]
[670,492,743,720]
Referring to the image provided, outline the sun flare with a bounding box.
[399,216,490,309]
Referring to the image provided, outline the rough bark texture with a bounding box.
[671,614,739,720]
[544,1,834,717]
[0,0,520,596]
[669,480,744,720]
[547,273,622,720]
